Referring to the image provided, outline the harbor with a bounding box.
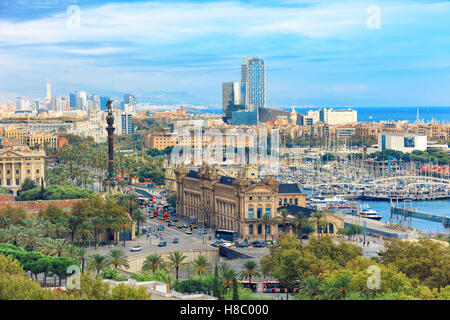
[264,153,450,238]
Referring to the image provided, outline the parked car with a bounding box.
[252,241,266,248]
[265,240,274,246]
[158,241,167,247]
[173,237,179,244]
[130,246,143,252]
[235,242,249,248]
[176,224,183,229]
[210,241,222,247]
[181,224,188,228]
[185,230,192,235]
[168,222,175,227]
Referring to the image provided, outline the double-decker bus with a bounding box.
[162,212,169,220]
[152,210,158,218]
[215,229,238,242]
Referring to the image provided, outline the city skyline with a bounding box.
[1,0,450,107]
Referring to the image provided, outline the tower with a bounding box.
[103,99,118,194]
[290,106,298,125]
[45,80,51,103]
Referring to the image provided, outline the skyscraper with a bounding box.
[45,80,52,102]
[222,82,245,124]
[241,57,265,111]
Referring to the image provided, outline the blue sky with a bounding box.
[0,0,450,107]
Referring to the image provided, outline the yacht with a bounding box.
[358,205,383,220]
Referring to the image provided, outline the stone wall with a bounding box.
[0,199,83,217]
[125,248,220,274]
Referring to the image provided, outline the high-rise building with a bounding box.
[45,80,51,102]
[241,57,265,112]
[121,113,133,134]
[222,82,245,124]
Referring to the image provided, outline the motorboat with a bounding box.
[358,205,383,220]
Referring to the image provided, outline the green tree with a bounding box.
[107,248,130,270]
[239,260,261,284]
[167,251,187,281]
[142,254,165,273]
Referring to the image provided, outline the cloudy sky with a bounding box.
[0,0,449,107]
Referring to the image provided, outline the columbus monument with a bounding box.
[103,99,118,194]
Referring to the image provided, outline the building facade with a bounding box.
[174,164,308,240]
[0,145,45,194]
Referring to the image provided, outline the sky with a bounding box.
[0,0,450,107]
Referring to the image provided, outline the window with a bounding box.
[289,198,293,204]
[278,199,282,205]
[15,179,19,185]
[295,198,298,206]
[267,196,270,200]
[15,170,19,175]
[7,170,10,175]
[257,196,261,202]
[257,224,262,235]
[27,170,30,174]
[266,225,271,235]
[248,208,254,219]
[36,169,40,174]
[284,198,287,205]
[257,208,262,219]
[7,179,10,186]
[249,224,253,235]
[249,196,253,201]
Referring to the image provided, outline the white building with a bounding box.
[321,108,357,125]
[378,133,427,153]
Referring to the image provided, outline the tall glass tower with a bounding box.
[241,57,266,112]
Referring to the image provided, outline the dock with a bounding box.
[390,199,450,231]
[334,212,419,239]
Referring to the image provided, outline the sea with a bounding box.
[203,106,450,123]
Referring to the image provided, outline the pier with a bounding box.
[390,199,450,234]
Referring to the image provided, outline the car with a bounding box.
[181,224,188,228]
[252,241,266,248]
[176,224,183,229]
[173,237,179,244]
[158,241,167,247]
[210,241,222,247]
[192,225,198,229]
[185,230,192,235]
[235,242,249,248]
[172,218,178,222]
[168,222,175,227]
[130,246,143,252]
[265,240,274,246]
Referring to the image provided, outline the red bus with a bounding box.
[262,282,286,293]
[163,212,169,220]
[153,210,158,218]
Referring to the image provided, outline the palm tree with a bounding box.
[75,247,88,273]
[142,254,165,273]
[68,215,80,244]
[107,248,130,270]
[239,260,261,285]
[87,253,111,275]
[311,211,326,238]
[258,212,273,242]
[6,225,22,246]
[117,218,131,247]
[38,238,71,257]
[193,255,210,277]
[290,212,312,243]
[271,208,292,234]
[298,276,321,300]
[53,216,69,239]
[76,221,94,247]
[167,251,187,281]
[220,263,236,294]
[90,216,104,250]
[19,228,41,251]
